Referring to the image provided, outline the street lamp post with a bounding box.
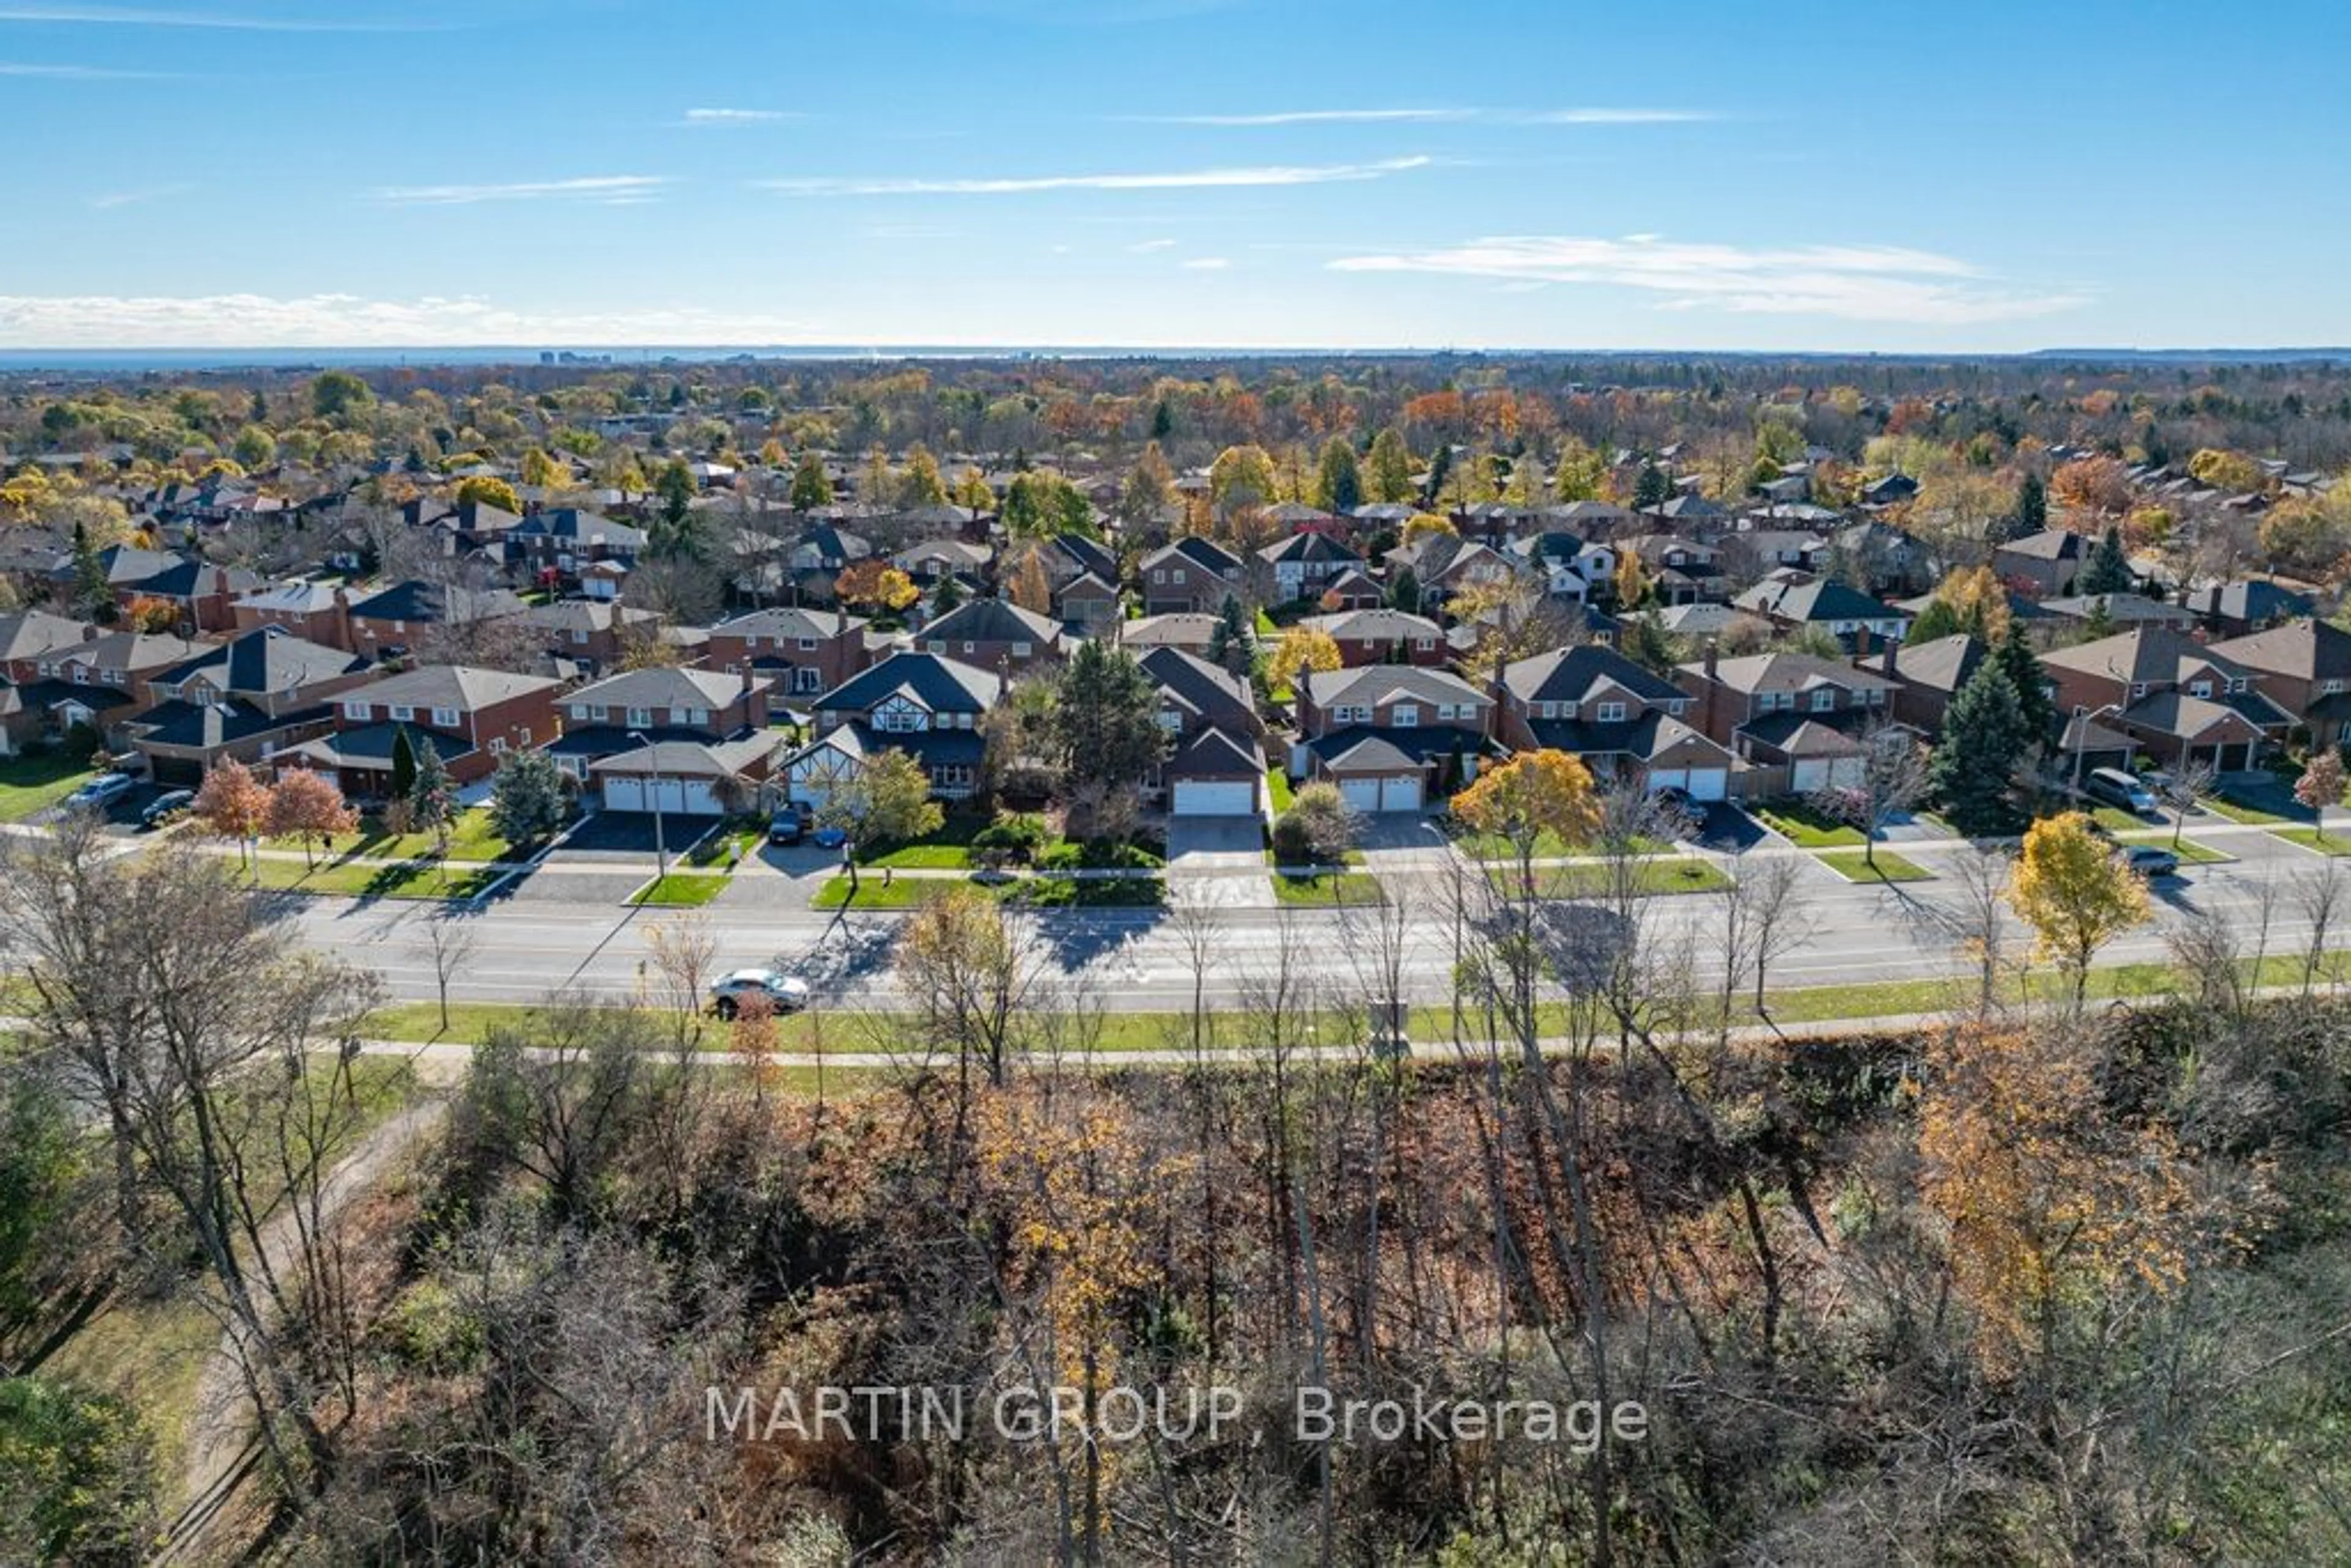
[629,729,669,879]
[2069,702,2126,799]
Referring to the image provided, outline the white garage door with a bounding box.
[1378,776,1422,812]
[1172,778,1257,816]
[1790,760,1828,795]
[1685,768,1728,803]
[1339,778,1381,814]
[1649,768,1687,792]
[602,776,720,815]
[603,776,644,812]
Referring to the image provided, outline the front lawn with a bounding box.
[2089,805,2163,833]
[1815,849,1933,883]
[2205,792,2302,826]
[684,822,761,868]
[1006,875,1167,908]
[866,811,990,869]
[277,805,520,865]
[812,874,956,910]
[631,871,731,906]
[0,751,96,822]
[2276,827,2351,857]
[247,855,504,901]
[1454,829,1676,861]
[1750,801,1865,847]
[1531,858,1733,898]
[1267,768,1294,813]
[1271,871,1384,905]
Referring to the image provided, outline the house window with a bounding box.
[628,707,653,727]
[1392,704,1419,727]
[342,700,371,722]
[926,640,946,655]
[1539,702,1558,719]
[961,642,976,655]
[1810,689,1837,713]
[571,629,588,645]
[432,707,459,728]
[571,704,591,722]
[591,705,609,723]
[1170,569,1187,585]
[1414,637,1435,651]
[2131,682,2148,699]
[1013,642,1032,658]
[2325,679,2347,696]
[1596,702,1627,723]
[1151,569,1166,585]
[517,728,530,745]
[390,705,414,722]
[488,737,507,755]
[2189,680,2212,699]
[876,707,924,733]
[798,637,819,651]
[794,667,822,693]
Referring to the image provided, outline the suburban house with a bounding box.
[705,605,872,713]
[18,629,206,743]
[1315,567,1387,612]
[1139,537,1246,616]
[113,558,264,634]
[233,580,356,647]
[1258,532,1363,602]
[0,610,99,756]
[1867,634,1989,733]
[1507,531,1615,603]
[1492,645,1734,802]
[2210,619,2351,746]
[1138,646,1269,817]
[1117,612,1222,658]
[2035,593,2195,635]
[2188,580,2315,637]
[519,599,666,674]
[127,627,376,784]
[1674,649,1900,795]
[1731,573,1911,648]
[506,509,648,585]
[1292,664,1491,812]
[1052,571,1121,639]
[1385,533,1522,608]
[915,598,1065,675]
[1993,529,2088,596]
[284,665,564,793]
[1619,535,1724,605]
[344,580,527,661]
[546,666,776,815]
[2038,627,2293,772]
[1300,607,1448,667]
[781,650,1002,808]
[893,538,991,591]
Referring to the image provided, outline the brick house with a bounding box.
[1673,648,1899,795]
[2209,619,2351,746]
[1299,607,1448,667]
[1292,664,1491,812]
[283,665,565,793]
[1492,645,1731,801]
[127,628,377,784]
[705,605,874,713]
[1139,538,1246,615]
[2039,627,2293,772]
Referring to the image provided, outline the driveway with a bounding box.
[546,810,692,863]
[1165,814,1265,869]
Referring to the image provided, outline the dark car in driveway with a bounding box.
[767,808,805,846]
[141,788,196,828]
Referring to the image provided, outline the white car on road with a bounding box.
[707,968,812,1018]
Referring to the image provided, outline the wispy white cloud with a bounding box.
[756,155,1430,197]
[368,175,670,207]
[0,4,423,29]
[1135,107,1474,126]
[1512,108,1719,124]
[1329,234,2090,324]
[678,107,795,127]
[0,291,815,348]
[87,182,192,209]
[0,58,171,75]
[1127,237,1177,252]
[1180,257,1231,270]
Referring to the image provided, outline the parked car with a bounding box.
[1650,785,1698,835]
[2121,844,2180,879]
[63,772,139,813]
[811,824,848,850]
[140,788,197,828]
[707,968,812,1019]
[2084,767,2159,815]
[767,808,805,846]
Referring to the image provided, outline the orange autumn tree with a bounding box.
[191,758,272,873]
[1918,1022,2189,1368]
[1450,749,1602,902]
[833,558,918,615]
[266,766,358,869]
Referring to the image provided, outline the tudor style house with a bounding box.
[2038,627,2292,772]
[1492,645,1733,802]
[1293,664,1491,813]
[1674,648,1900,795]
[705,605,873,715]
[284,665,564,793]
[1138,646,1269,817]
[780,651,1002,809]
[1258,532,1363,602]
[1138,538,1245,616]
[128,627,377,784]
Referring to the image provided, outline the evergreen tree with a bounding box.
[248,386,268,424]
[1313,437,1363,514]
[1150,399,1174,440]
[1633,460,1671,509]
[789,452,833,511]
[1366,427,1414,503]
[931,572,964,613]
[1994,621,2057,744]
[2006,471,2048,540]
[1422,444,1452,507]
[488,747,568,845]
[656,458,696,530]
[1621,614,1682,675]
[1052,640,1169,789]
[1388,565,1422,617]
[69,521,111,620]
[1204,593,1254,677]
[1907,597,1963,643]
[408,738,455,844]
[389,725,418,803]
[2079,524,2133,595]
[1929,661,2030,836]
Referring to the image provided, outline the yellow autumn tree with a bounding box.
[1267,626,1341,694]
[1919,1022,2188,1368]
[1450,748,1601,901]
[1006,547,1053,615]
[1401,511,1457,544]
[2006,812,2152,1008]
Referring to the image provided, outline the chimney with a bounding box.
[332,586,353,653]
[1881,635,1898,677]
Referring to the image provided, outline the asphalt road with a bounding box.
[287,819,2351,1016]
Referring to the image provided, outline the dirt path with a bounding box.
[167,1093,450,1558]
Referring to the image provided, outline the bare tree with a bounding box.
[2294,860,2346,994]
[2158,758,2219,850]
[641,910,719,1052]
[419,907,479,1036]
[1727,852,1815,1014]
[1810,719,1931,871]
[1943,844,2016,1017]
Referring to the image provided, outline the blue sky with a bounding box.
[3,0,2346,351]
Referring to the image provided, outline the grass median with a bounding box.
[1815,849,1932,883]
